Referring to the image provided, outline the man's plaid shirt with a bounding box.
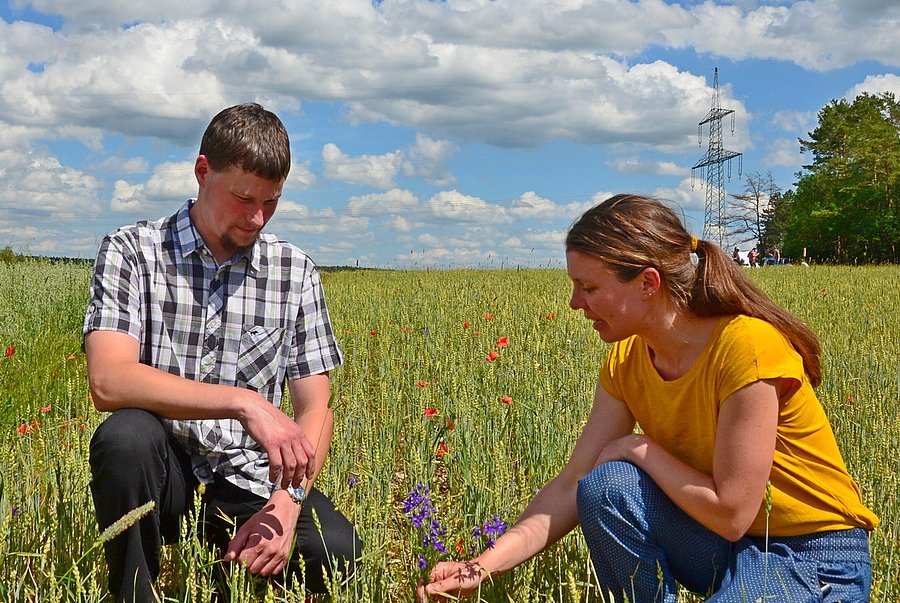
[83,200,343,499]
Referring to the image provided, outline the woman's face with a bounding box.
[566,250,649,343]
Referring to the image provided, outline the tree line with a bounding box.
[730,92,898,264]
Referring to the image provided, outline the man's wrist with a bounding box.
[276,484,306,505]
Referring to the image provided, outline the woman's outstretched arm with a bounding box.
[416,382,635,601]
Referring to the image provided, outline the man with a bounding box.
[84,103,360,602]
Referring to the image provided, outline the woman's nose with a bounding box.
[569,291,582,310]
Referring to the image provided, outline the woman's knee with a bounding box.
[577,461,646,513]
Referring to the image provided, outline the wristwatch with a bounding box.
[284,484,307,505]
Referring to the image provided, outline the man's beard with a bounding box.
[221,231,258,258]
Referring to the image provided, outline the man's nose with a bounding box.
[248,206,265,227]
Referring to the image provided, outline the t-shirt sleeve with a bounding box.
[82,232,143,343]
[599,338,631,401]
[716,317,806,403]
[287,263,343,380]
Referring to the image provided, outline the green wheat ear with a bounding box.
[97,501,156,544]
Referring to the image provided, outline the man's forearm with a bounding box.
[85,330,268,420]
[288,373,334,488]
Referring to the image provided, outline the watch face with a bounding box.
[287,485,306,504]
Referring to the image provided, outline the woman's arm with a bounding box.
[417,382,635,601]
[597,378,780,541]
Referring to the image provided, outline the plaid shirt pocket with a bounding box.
[237,324,286,399]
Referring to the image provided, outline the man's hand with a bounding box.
[236,393,316,488]
[223,490,301,576]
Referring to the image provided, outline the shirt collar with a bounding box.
[173,199,261,272]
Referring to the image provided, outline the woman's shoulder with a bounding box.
[714,315,802,373]
[720,314,783,342]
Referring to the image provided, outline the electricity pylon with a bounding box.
[692,68,742,249]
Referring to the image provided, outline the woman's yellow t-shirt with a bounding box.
[600,315,878,537]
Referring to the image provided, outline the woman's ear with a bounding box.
[639,266,662,298]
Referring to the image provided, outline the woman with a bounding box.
[417,194,877,602]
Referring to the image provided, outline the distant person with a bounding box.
[84,103,361,603]
[773,246,782,263]
[732,247,741,265]
[417,194,877,603]
[748,247,758,267]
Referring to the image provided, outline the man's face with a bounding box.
[191,156,284,263]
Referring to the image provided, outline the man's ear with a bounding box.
[194,155,210,186]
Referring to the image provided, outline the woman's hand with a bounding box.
[416,560,490,601]
[595,433,651,466]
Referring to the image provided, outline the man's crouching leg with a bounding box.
[293,488,363,593]
[89,409,194,603]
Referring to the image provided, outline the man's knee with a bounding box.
[90,409,168,475]
[297,493,363,591]
[305,520,362,583]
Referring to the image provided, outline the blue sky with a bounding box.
[1,0,897,268]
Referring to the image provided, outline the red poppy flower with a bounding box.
[546,311,555,320]
[485,351,499,362]
[67,353,76,360]
[415,381,429,388]
[484,313,493,320]
[446,419,456,431]
[436,442,449,457]
[16,423,28,436]
[402,326,412,332]
[456,537,466,555]
[495,337,509,347]
[424,408,438,417]
[462,321,470,328]
[40,405,51,413]
[5,346,14,358]
[501,396,513,405]
[369,330,379,336]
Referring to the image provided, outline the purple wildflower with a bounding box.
[472,513,508,549]
[348,474,359,489]
[402,483,448,556]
